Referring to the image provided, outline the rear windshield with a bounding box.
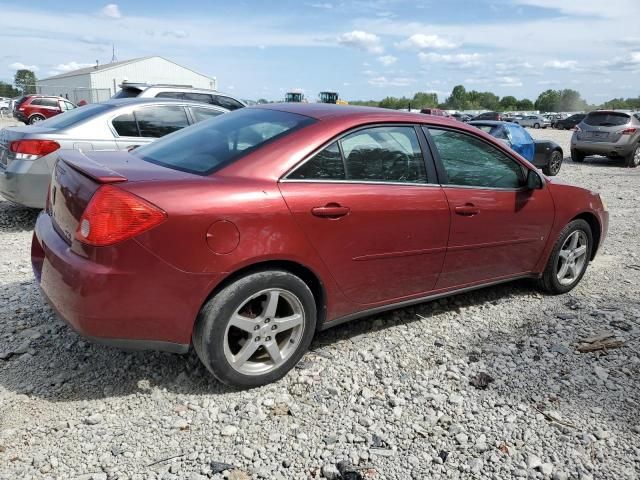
[584,112,630,127]
[14,96,29,108]
[132,108,316,175]
[112,88,142,99]
[38,103,113,129]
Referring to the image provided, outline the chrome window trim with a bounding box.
[279,178,442,188]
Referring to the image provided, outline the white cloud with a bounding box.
[396,33,457,50]
[496,76,523,87]
[537,80,561,85]
[419,52,483,68]
[543,60,578,70]
[377,55,397,66]
[337,30,383,54]
[50,61,94,73]
[309,2,333,8]
[368,76,414,87]
[100,4,122,19]
[8,62,39,71]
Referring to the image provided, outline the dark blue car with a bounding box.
[469,120,563,176]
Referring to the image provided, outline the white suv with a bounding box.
[113,83,246,111]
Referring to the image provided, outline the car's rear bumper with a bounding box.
[0,159,49,208]
[32,211,220,351]
[571,139,635,156]
[13,111,27,123]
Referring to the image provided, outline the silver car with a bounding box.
[0,98,227,208]
[516,114,550,129]
[571,110,640,168]
[113,83,246,111]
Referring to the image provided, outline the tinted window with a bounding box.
[14,96,28,108]
[38,103,113,129]
[155,92,184,99]
[213,95,244,111]
[113,88,143,99]
[41,98,59,108]
[428,128,524,188]
[584,112,630,127]
[340,126,426,183]
[30,98,43,106]
[134,106,189,137]
[112,112,140,137]
[289,142,345,180]
[190,106,224,123]
[184,93,213,104]
[133,108,315,175]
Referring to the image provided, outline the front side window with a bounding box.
[133,108,315,175]
[427,128,524,189]
[134,106,189,137]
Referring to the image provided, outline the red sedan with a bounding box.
[32,104,608,387]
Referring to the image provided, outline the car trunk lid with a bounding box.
[49,149,194,245]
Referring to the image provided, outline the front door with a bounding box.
[424,127,554,289]
[279,125,450,305]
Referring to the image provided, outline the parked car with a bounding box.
[571,110,640,167]
[515,115,550,129]
[112,82,246,111]
[469,120,563,175]
[32,104,608,387]
[0,97,11,113]
[471,111,502,121]
[12,95,77,125]
[420,108,448,116]
[555,114,585,130]
[451,113,472,122]
[0,98,227,208]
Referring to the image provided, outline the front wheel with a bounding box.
[624,143,640,168]
[193,270,317,388]
[534,123,540,129]
[537,219,593,294]
[543,150,563,176]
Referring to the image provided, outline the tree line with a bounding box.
[0,69,38,97]
[351,84,640,113]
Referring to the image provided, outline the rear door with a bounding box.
[279,124,450,305]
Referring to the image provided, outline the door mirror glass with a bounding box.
[526,169,544,190]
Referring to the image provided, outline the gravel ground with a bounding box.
[0,128,639,480]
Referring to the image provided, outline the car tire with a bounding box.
[534,123,540,129]
[624,143,640,168]
[193,270,317,388]
[543,149,563,176]
[571,149,585,163]
[537,219,593,295]
[28,115,45,125]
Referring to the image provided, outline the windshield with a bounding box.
[584,112,630,127]
[38,103,113,129]
[133,108,316,175]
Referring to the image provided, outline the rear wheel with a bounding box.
[543,150,563,176]
[28,114,45,125]
[534,123,540,129]
[571,149,585,163]
[624,143,640,168]
[537,219,593,294]
[193,270,316,388]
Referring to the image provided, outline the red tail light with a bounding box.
[75,185,167,246]
[620,128,637,135]
[10,140,60,158]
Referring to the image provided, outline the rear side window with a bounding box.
[428,128,524,189]
[155,92,183,99]
[213,95,244,111]
[184,92,213,104]
[41,98,59,107]
[30,98,43,106]
[133,108,315,175]
[289,126,427,183]
[584,112,630,127]
[134,106,190,137]
[190,106,224,123]
[112,112,140,136]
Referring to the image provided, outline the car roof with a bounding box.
[100,97,229,108]
[250,102,462,126]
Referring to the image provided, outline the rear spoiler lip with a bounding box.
[57,149,127,184]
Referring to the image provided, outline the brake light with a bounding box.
[10,140,60,159]
[620,128,637,135]
[75,185,166,246]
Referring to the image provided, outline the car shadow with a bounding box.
[0,198,39,232]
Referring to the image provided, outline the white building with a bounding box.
[37,56,217,104]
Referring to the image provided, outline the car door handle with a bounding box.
[311,204,350,218]
[454,204,480,216]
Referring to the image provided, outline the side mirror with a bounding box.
[526,169,544,190]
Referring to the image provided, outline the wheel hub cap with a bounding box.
[556,231,588,286]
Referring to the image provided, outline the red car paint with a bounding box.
[32,104,608,352]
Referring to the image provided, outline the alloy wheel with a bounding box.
[556,230,588,286]
[223,288,305,376]
[634,146,640,167]
[550,151,562,175]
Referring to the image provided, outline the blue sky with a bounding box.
[1,0,639,104]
